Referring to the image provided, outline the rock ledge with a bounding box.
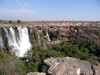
[44,57,100,75]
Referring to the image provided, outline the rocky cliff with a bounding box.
[43,57,100,75]
[1,25,100,57]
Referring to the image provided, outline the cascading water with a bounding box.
[0,26,51,56]
[17,26,32,57]
[46,27,51,42]
[3,26,32,57]
[0,37,4,48]
[37,30,41,45]
[0,29,4,48]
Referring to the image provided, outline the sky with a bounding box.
[0,0,100,21]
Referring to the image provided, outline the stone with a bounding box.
[44,57,100,75]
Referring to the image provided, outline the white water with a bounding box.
[37,30,41,45]
[0,37,4,48]
[0,26,51,56]
[4,26,31,57]
[46,27,51,42]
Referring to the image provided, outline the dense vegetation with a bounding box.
[0,27,100,75]
[0,52,26,75]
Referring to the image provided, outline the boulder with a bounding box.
[27,72,46,75]
[44,57,100,75]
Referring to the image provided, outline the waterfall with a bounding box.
[46,27,51,42]
[3,26,32,57]
[17,26,32,57]
[0,37,4,48]
[0,26,51,56]
[37,30,41,45]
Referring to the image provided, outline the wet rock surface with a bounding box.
[44,57,100,75]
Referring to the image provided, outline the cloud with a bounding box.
[0,8,39,21]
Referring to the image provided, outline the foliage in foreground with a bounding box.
[0,51,26,75]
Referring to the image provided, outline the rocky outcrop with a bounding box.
[47,40,61,46]
[27,72,46,75]
[44,57,100,75]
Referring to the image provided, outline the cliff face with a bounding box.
[49,25,100,43]
[0,25,100,57]
[49,25,100,37]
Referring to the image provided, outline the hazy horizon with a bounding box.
[0,0,100,21]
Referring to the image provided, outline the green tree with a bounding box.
[9,20,12,23]
[49,30,60,40]
[17,20,21,24]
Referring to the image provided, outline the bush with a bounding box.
[0,52,26,75]
[39,64,48,73]
[49,30,60,40]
